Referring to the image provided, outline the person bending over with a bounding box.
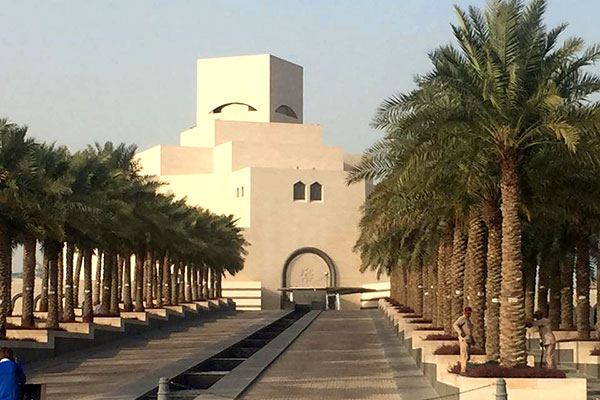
[526,310,557,369]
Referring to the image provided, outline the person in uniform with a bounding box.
[453,307,474,373]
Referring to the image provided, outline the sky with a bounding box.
[1,0,599,271]
[2,0,599,156]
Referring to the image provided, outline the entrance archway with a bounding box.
[282,247,337,288]
[281,247,338,309]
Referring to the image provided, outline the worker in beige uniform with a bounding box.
[453,307,474,373]
[527,310,556,369]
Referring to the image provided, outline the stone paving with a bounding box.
[241,310,438,400]
[25,311,286,400]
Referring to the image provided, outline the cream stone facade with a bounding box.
[137,54,388,310]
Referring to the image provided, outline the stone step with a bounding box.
[183,371,228,389]
[205,357,245,371]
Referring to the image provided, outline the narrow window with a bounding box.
[236,187,239,198]
[293,181,305,201]
[241,186,244,197]
[310,182,322,201]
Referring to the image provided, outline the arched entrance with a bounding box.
[281,247,338,309]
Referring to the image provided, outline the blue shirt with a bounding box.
[0,359,26,400]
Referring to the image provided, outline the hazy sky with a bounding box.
[2,0,599,156]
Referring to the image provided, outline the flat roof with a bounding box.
[278,287,376,295]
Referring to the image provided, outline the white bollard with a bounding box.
[157,377,170,400]
[495,378,508,400]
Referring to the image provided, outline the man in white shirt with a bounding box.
[453,307,474,373]
[527,310,556,369]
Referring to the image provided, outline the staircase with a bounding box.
[529,347,600,400]
[139,308,309,400]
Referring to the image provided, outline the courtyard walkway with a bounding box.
[241,310,438,400]
[26,311,286,400]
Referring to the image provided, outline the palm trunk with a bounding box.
[46,241,60,329]
[199,266,205,299]
[464,211,487,349]
[191,265,199,301]
[483,205,502,361]
[0,228,12,327]
[110,252,119,314]
[598,239,600,333]
[575,228,590,339]
[548,258,561,330]
[390,267,400,303]
[451,221,468,322]
[63,242,76,322]
[100,250,112,314]
[82,247,93,323]
[400,265,408,306]
[171,263,179,305]
[217,273,222,298]
[208,268,214,299]
[142,255,149,307]
[156,255,163,307]
[21,236,36,328]
[73,248,83,307]
[122,254,133,312]
[560,255,575,330]
[422,260,431,320]
[202,266,209,299]
[152,258,158,303]
[162,256,171,306]
[93,249,102,305]
[430,258,438,326]
[185,265,192,302]
[145,253,155,308]
[117,255,123,304]
[39,252,49,312]
[57,246,63,318]
[499,153,526,367]
[413,263,423,315]
[117,254,125,303]
[537,253,550,317]
[435,245,445,328]
[406,266,413,309]
[441,235,454,334]
[178,263,185,302]
[134,251,145,311]
[523,259,536,322]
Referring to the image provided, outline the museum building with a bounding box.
[137,54,389,310]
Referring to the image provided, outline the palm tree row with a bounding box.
[0,119,247,333]
[350,0,600,368]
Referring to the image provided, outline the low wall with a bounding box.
[4,299,235,364]
[379,299,587,400]
[222,281,261,311]
[360,282,390,309]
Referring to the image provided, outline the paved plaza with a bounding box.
[241,310,438,400]
[26,311,286,400]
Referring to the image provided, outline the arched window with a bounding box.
[275,105,298,119]
[310,182,322,201]
[293,181,305,201]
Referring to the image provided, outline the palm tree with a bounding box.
[0,120,37,330]
[367,0,600,366]
[20,143,71,326]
